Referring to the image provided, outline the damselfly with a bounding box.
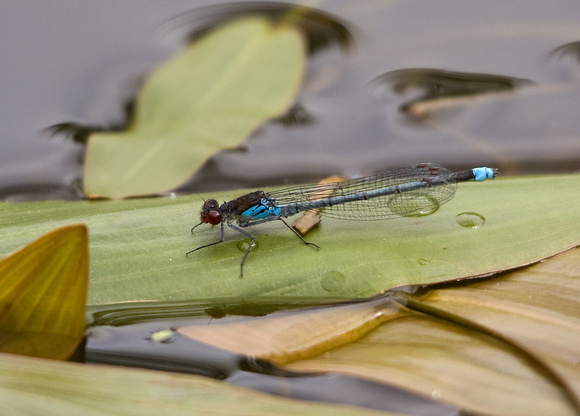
[187,163,498,277]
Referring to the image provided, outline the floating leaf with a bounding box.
[0,174,578,305]
[84,16,306,198]
[0,225,88,359]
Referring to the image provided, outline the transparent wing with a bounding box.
[267,163,458,220]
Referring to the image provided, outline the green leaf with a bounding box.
[0,225,88,359]
[0,353,395,416]
[0,174,578,305]
[83,16,306,198]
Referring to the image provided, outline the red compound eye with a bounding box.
[207,210,222,225]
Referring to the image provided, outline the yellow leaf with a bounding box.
[0,225,89,359]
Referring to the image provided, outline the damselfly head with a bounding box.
[199,199,222,226]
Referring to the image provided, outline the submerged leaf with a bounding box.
[178,298,402,364]
[84,16,306,198]
[0,225,88,359]
[287,249,580,415]
[373,68,532,117]
[377,68,531,96]
[551,41,580,62]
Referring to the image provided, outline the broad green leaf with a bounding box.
[0,353,395,416]
[0,174,578,305]
[84,16,306,198]
[0,225,88,359]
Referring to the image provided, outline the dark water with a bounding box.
[2,0,579,201]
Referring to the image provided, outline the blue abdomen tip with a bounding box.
[473,167,495,182]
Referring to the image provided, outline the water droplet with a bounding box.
[387,194,440,217]
[455,212,485,229]
[237,238,258,252]
[418,257,431,266]
[321,271,346,292]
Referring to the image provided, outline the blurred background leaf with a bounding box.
[84,16,306,198]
